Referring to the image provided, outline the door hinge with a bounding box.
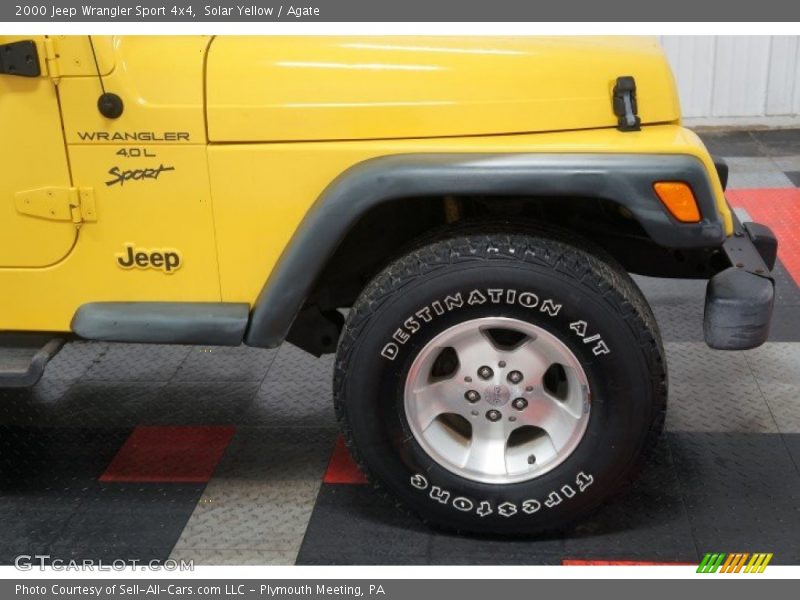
[42,37,61,78]
[612,76,641,132]
[0,40,41,77]
[15,187,97,224]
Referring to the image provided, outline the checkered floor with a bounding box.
[2,129,800,566]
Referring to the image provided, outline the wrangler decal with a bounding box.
[78,131,190,142]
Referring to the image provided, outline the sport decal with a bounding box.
[105,164,175,187]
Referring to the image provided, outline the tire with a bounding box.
[334,229,666,535]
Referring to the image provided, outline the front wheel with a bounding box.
[334,230,666,535]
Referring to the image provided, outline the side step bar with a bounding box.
[0,334,65,388]
[71,302,250,346]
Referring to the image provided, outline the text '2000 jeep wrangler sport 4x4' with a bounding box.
[0,36,777,534]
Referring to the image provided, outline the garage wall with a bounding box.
[658,36,800,124]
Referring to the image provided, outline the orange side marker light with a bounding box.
[654,181,701,223]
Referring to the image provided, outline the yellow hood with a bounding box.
[205,36,680,142]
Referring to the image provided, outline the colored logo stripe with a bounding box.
[697,552,773,573]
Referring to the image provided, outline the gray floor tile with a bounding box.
[244,344,336,427]
[665,343,776,433]
[42,341,109,381]
[149,381,260,426]
[35,381,166,427]
[756,381,800,434]
[171,427,335,558]
[724,157,794,189]
[84,344,191,382]
[174,346,277,382]
[746,343,800,385]
[772,156,800,171]
[696,130,763,157]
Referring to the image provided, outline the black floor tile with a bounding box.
[785,171,800,187]
[780,433,800,477]
[772,261,800,307]
[0,428,203,564]
[45,483,205,563]
[0,506,75,564]
[563,438,697,562]
[696,130,764,157]
[668,432,800,565]
[769,306,800,342]
[427,522,565,565]
[296,484,432,565]
[0,427,130,494]
[750,130,800,157]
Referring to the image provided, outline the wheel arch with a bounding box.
[245,152,725,349]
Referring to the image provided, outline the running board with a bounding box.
[0,333,65,388]
[71,302,250,346]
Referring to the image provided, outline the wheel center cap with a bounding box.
[484,383,511,407]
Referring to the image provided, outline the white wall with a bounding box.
[658,36,800,125]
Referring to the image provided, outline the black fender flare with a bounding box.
[245,152,725,347]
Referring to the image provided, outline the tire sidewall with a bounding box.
[339,255,659,533]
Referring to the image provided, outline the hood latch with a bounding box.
[613,76,641,132]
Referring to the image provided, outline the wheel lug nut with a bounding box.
[464,390,481,403]
[512,397,528,411]
[508,370,523,384]
[478,366,493,380]
[486,409,502,422]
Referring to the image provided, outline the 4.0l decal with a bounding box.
[409,471,594,517]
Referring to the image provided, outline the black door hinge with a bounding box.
[0,40,41,77]
[613,76,641,132]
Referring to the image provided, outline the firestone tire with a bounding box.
[334,230,667,535]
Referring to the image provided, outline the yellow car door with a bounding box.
[0,36,76,267]
[0,35,222,332]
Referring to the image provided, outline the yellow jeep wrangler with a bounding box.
[0,35,777,534]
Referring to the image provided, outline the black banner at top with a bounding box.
[2,0,799,22]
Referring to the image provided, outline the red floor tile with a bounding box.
[100,426,236,483]
[323,435,367,484]
[562,559,695,566]
[727,188,800,285]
